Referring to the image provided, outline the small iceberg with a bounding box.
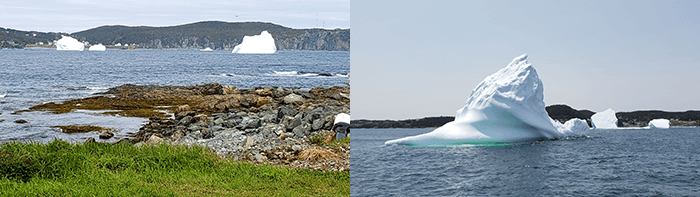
[88,44,106,51]
[0,94,6,98]
[55,36,85,51]
[591,108,618,129]
[200,47,213,52]
[384,54,589,147]
[649,119,670,129]
[232,31,276,54]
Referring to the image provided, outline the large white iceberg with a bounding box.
[384,54,589,146]
[55,36,84,51]
[648,119,670,129]
[232,31,276,54]
[591,108,618,129]
[88,44,106,51]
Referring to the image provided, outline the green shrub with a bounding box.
[310,134,324,145]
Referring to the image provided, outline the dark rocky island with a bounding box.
[351,104,700,128]
[350,116,454,128]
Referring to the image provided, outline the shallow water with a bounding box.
[0,49,348,143]
[351,128,700,196]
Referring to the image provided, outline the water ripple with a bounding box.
[352,128,700,196]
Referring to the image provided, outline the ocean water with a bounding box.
[351,128,700,196]
[0,49,348,143]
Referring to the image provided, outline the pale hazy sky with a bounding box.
[352,0,700,120]
[0,0,349,33]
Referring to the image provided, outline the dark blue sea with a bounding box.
[0,49,348,143]
[351,128,700,196]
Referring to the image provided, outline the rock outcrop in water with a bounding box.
[102,83,350,171]
[27,82,350,171]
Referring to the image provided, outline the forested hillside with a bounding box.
[0,27,63,48]
[71,21,349,50]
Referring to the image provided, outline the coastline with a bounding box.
[352,106,700,129]
[16,82,350,172]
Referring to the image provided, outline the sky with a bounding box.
[351,0,700,120]
[0,0,349,33]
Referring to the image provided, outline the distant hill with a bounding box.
[0,27,63,48]
[1,21,349,50]
[545,104,595,121]
[351,104,700,128]
[617,110,700,127]
[350,116,454,129]
[350,116,455,128]
[71,21,349,50]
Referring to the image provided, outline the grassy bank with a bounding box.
[0,140,349,196]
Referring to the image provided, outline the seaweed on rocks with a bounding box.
[120,83,350,172]
[25,82,350,172]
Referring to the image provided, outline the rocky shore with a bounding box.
[31,83,350,172]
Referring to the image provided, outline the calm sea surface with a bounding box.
[0,49,348,143]
[351,128,700,196]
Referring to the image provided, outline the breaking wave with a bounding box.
[270,71,349,78]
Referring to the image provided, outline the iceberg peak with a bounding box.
[514,53,528,62]
[385,54,588,147]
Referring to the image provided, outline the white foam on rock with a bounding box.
[591,108,618,129]
[384,54,589,147]
[649,119,670,129]
[88,44,106,51]
[55,36,84,51]
[232,31,276,54]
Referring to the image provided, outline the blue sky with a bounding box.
[352,0,700,120]
[0,0,349,33]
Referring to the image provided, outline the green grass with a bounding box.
[326,137,350,148]
[0,140,349,196]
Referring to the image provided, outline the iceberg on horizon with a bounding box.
[232,31,276,54]
[88,44,106,51]
[649,119,670,129]
[55,36,85,51]
[200,47,213,52]
[591,108,618,129]
[384,54,589,147]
